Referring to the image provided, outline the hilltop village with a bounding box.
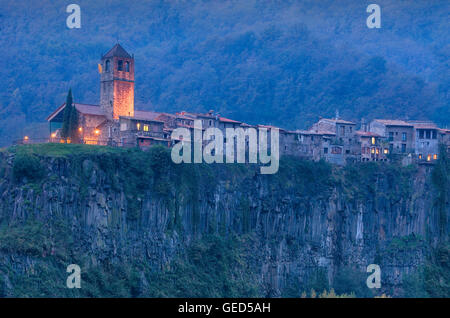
[46,44,450,165]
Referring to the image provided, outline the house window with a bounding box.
[371,137,376,145]
[332,147,342,154]
[426,130,431,139]
[143,125,149,132]
[118,60,123,71]
[126,61,130,72]
[136,123,141,130]
[209,120,213,127]
[433,154,437,160]
[340,126,345,135]
[389,132,394,141]
[324,147,328,154]
[376,148,379,155]
[419,130,424,139]
[418,154,422,159]
[432,130,437,139]
[383,148,388,154]
[120,123,127,131]
[401,143,406,153]
[427,154,431,161]
[402,132,407,141]
[371,148,375,154]
[105,60,110,72]
[349,126,352,133]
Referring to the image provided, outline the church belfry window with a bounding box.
[126,61,130,72]
[118,60,123,71]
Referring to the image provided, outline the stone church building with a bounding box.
[47,44,170,148]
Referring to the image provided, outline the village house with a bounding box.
[355,131,389,162]
[46,43,449,165]
[309,117,358,164]
[369,119,415,155]
[409,120,441,162]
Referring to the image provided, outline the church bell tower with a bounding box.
[100,44,135,120]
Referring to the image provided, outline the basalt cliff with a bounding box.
[0,144,448,297]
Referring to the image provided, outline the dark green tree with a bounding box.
[68,100,79,143]
[61,89,73,139]
[61,89,79,143]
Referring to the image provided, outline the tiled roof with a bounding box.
[355,131,381,137]
[409,121,439,129]
[219,117,241,124]
[134,110,164,121]
[121,115,165,124]
[74,104,105,116]
[258,124,285,131]
[320,118,355,125]
[47,103,105,121]
[373,119,413,127]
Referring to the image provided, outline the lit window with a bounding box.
[419,154,422,159]
[94,129,100,135]
[371,148,375,154]
[143,125,149,132]
[383,148,388,154]
[433,154,437,160]
[136,123,141,130]
[371,137,375,145]
[427,154,431,161]
[376,148,379,154]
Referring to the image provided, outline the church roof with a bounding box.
[75,104,106,116]
[47,103,105,121]
[103,44,132,59]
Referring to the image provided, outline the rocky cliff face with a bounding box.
[0,145,448,297]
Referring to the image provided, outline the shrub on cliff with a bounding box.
[403,243,450,298]
[12,154,44,183]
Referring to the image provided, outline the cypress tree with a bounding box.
[69,102,79,143]
[61,89,73,139]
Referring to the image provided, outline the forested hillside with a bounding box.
[0,0,448,146]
